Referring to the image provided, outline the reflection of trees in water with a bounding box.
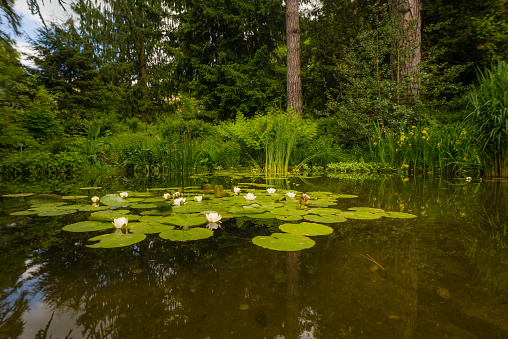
[0,286,29,339]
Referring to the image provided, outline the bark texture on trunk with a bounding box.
[286,0,302,115]
[390,0,422,97]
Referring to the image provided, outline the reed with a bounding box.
[468,61,508,178]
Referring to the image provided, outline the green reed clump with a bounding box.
[468,61,508,178]
[369,123,481,174]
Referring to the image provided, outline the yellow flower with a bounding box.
[402,164,409,168]
[373,142,377,146]
[403,178,409,182]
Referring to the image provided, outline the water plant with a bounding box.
[467,60,508,178]
[7,187,417,251]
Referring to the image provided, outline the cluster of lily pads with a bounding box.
[4,184,416,251]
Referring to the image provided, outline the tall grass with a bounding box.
[468,61,508,178]
[369,123,481,174]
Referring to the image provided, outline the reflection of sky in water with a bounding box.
[14,260,84,339]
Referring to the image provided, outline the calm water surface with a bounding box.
[0,174,507,338]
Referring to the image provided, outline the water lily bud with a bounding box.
[194,196,203,202]
[163,193,171,200]
[119,192,128,198]
[91,196,99,203]
[234,187,241,194]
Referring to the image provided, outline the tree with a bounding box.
[286,0,302,115]
[73,0,171,121]
[0,0,21,40]
[170,0,286,121]
[389,0,422,98]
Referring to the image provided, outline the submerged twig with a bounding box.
[360,253,385,270]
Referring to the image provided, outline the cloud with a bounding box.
[15,41,37,68]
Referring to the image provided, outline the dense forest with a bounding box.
[1,0,507,177]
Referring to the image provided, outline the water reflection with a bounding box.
[1,175,507,337]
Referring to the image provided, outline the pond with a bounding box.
[1,173,507,338]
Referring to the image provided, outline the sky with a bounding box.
[4,0,74,65]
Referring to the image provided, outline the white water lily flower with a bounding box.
[465,177,472,182]
[267,188,276,194]
[163,193,171,200]
[206,212,222,223]
[174,191,181,197]
[119,192,128,198]
[234,187,241,194]
[173,197,186,206]
[194,196,203,202]
[244,193,256,200]
[302,193,310,200]
[91,196,99,203]
[207,222,220,230]
[112,217,128,229]
[286,192,296,198]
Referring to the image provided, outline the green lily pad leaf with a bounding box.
[279,222,333,236]
[385,212,417,219]
[252,233,314,251]
[87,232,146,248]
[38,210,77,217]
[248,212,276,219]
[337,194,358,198]
[142,198,164,203]
[303,214,347,223]
[341,212,382,220]
[140,215,167,223]
[2,193,36,198]
[77,205,109,212]
[275,215,303,221]
[159,228,213,241]
[29,194,63,204]
[62,195,88,200]
[63,221,113,232]
[348,207,386,214]
[271,207,308,216]
[100,195,130,207]
[160,214,207,226]
[126,192,153,198]
[89,211,141,222]
[125,198,146,203]
[129,203,158,209]
[10,210,39,216]
[306,208,343,214]
[305,200,335,207]
[79,186,102,190]
[129,222,174,234]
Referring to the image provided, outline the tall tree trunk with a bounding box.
[389,0,422,99]
[286,0,302,115]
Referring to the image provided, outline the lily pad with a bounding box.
[89,211,141,222]
[29,194,63,204]
[79,187,102,190]
[159,214,207,227]
[38,210,77,217]
[385,211,417,219]
[129,222,175,234]
[303,214,347,223]
[341,211,382,220]
[159,228,213,241]
[63,220,113,232]
[129,203,158,209]
[62,195,88,200]
[337,194,358,198]
[275,215,303,221]
[2,193,36,198]
[87,232,146,248]
[10,210,39,216]
[100,195,130,207]
[306,208,343,215]
[252,233,315,251]
[305,200,335,207]
[248,212,276,219]
[279,222,333,236]
[77,205,109,212]
[348,207,386,214]
[271,207,308,216]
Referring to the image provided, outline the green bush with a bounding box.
[0,151,84,177]
[24,86,62,140]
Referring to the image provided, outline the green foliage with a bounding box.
[24,86,62,140]
[171,0,286,120]
[0,151,84,177]
[220,107,318,170]
[368,123,481,174]
[467,61,508,177]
